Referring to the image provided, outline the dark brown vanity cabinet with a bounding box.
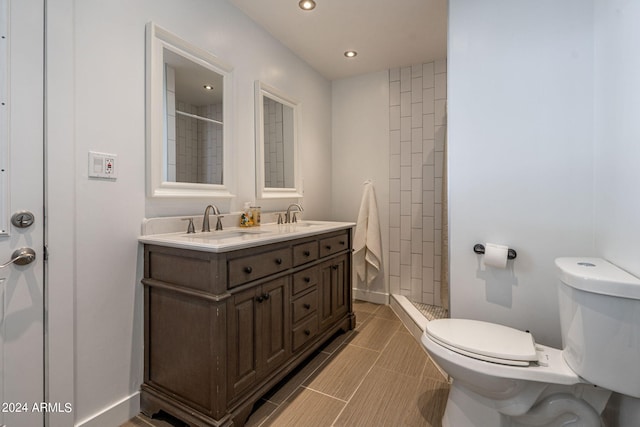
[141,228,354,427]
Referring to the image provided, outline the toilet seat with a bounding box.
[425,319,538,366]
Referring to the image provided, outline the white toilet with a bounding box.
[421,257,640,426]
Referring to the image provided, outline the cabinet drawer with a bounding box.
[293,241,318,266]
[292,289,318,324]
[228,248,292,287]
[292,266,318,295]
[292,315,318,352]
[319,232,349,258]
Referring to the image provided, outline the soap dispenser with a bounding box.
[240,202,253,227]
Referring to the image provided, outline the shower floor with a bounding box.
[410,301,448,321]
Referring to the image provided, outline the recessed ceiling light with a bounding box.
[344,50,358,58]
[299,0,316,11]
[203,84,214,90]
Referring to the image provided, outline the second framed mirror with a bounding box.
[254,81,302,199]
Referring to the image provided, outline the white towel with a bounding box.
[353,181,382,286]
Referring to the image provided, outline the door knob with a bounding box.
[0,247,36,268]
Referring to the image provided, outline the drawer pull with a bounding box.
[303,303,311,309]
[304,329,311,336]
[332,265,339,270]
[304,277,311,283]
[325,245,331,250]
[275,258,283,265]
[244,266,253,274]
[339,240,345,245]
[303,250,311,256]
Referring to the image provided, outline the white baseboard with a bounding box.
[353,288,389,305]
[75,392,140,427]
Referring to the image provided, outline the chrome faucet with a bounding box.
[202,204,222,232]
[284,203,303,223]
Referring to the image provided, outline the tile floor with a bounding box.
[123,301,450,427]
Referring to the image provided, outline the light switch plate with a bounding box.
[88,151,118,179]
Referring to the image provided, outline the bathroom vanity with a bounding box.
[139,220,355,426]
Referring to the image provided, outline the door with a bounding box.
[0,0,45,426]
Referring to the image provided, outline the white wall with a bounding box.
[448,0,595,347]
[593,0,640,278]
[331,71,390,301]
[46,0,332,425]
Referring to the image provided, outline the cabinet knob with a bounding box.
[244,266,253,274]
[263,293,270,300]
[303,303,311,309]
[275,257,283,265]
[303,250,311,257]
[304,329,311,336]
[332,265,339,270]
[304,277,311,283]
[256,295,264,303]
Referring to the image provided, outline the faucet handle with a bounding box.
[292,212,299,223]
[277,213,284,224]
[182,218,196,234]
[215,216,224,231]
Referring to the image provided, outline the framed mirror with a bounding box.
[255,81,302,199]
[146,22,234,198]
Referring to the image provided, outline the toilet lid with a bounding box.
[425,319,538,367]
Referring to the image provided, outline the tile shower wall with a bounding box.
[389,60,447,305]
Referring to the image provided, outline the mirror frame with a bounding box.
[254,81,302,200]
[146,22,234,198]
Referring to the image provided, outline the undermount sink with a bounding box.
[281,221,323,228]
[183,229,269,240]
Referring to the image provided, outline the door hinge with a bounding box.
[43,245,49,261]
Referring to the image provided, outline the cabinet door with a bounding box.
[257,277,290,378]
[227,287,258,399]
[332,254,349,319]
[318,254,350,331]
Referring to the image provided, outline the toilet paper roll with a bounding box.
[484,243,509,269]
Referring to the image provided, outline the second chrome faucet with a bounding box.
[202,205,223,232]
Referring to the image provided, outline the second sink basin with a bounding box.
[184,229,270,240]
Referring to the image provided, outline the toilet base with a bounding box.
[442,382,611,427]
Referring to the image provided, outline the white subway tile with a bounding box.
[412,102,423,129]
[412,78,423,103]
[435,99,447,125]
[389,80,401,106]
[423,113,435,139]
[423,139,435,166]
[423,88,435,114]
[435,72,447,100]
[412,64,423,78]
[401,91,412,117]
[390,68,400,82]
[390,130,401,154]
[389,155,401,179]
[390,105,401,130]
[400,67,412,92]
[401,117,412,141]
[389,203,401,227]
[423,62,434,88]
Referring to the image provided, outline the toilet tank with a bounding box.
[556,257,640,398]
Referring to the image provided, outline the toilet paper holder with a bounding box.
[473,243,517,260]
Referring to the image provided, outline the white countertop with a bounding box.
[138,220,355,253]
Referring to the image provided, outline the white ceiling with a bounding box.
[227,0,448,81]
